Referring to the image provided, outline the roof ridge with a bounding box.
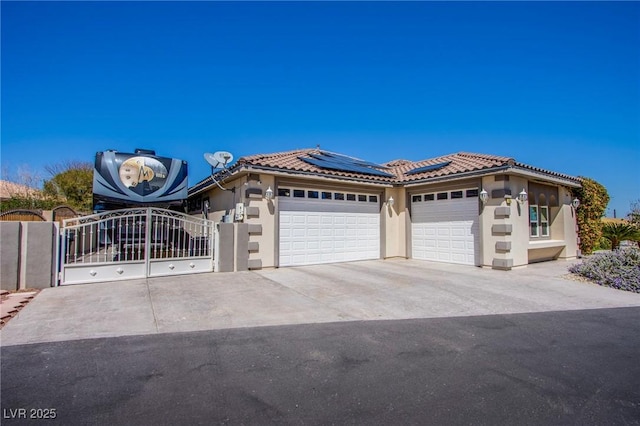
[456,151,513,161]
[384,159,414,167]
[238,147,318,163]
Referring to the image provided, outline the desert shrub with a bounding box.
[569,248,640,293]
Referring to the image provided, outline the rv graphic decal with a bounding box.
[119,156,168,188]
[93,150,188,207]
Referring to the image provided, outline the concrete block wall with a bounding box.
[1,222,21,290]
[215,222,253,273]
[0,221,58,290]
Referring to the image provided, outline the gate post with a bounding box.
[144,207,152,275]
[215,222,235,272]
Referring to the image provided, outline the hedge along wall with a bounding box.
[573,177,609,255]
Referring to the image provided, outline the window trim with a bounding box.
[530,205,540,237]
[539,205,549,237]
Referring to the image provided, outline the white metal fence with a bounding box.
[60,208,215,285]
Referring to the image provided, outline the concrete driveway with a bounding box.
[2,259,640,346]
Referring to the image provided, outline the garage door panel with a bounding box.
[292,228,306,238]
[451,240,467,250]
[451,226,467,237]
[412,195,478,266]
[280,210,380,267]
[437,240,451,249]
[292,241,307,250]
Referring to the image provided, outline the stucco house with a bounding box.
[188,148,581,271]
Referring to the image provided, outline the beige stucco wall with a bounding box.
[480,174,535,268]
[480,174,579,269]
[190,173,277,269]
[382,186,407,259]
[192,177,245,223]
[246,174,276,268]
[537,189,579,260]
[190,170,579,271]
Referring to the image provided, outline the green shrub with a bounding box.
[594,236,612,251]
[569,248,640,293]
[573,178,609,255]
[602,222,640,250]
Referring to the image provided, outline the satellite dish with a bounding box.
[204,151,234,192]
[204,151,234,169]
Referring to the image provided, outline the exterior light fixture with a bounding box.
[202,200,209,220]
[479,189,489,204]
[517,189,528,204]
[265,186,273,201]
[387,196,395,207]
[504,195,512,206]
[572,198,580,209]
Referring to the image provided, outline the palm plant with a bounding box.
[602,222,640,250]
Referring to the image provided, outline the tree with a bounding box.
[42,161,93,212]
[572,177,610,255]
[602,222,640,250]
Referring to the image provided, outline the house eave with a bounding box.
[507,166,581,188]
[189,164,395,196]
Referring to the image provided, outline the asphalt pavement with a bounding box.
[2,307,640,425]
[2,259,640,424]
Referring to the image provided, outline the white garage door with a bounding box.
[411,189,479,265]
[279,188,380,267]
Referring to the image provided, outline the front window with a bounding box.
[540,206,549,237]
[530,205,550,238]
[530,206,539,237]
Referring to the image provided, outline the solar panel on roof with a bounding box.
[300,153,395,178]
[406,161,452,176]
[313,151,391,169]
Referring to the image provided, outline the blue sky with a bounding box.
[2,1,638,216]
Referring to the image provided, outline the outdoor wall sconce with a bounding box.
[517,189,528,204]
[265,186,273,201]
[387,196,395,207]
[572,198,580,209]
[202,200,210,220]
[479,189,489,204]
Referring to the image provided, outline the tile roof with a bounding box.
[236,149,518,182]
[190,148,580,193]
[237,148,396,183]
[387,152,514,183]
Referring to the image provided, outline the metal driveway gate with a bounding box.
[60,208,215,285]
